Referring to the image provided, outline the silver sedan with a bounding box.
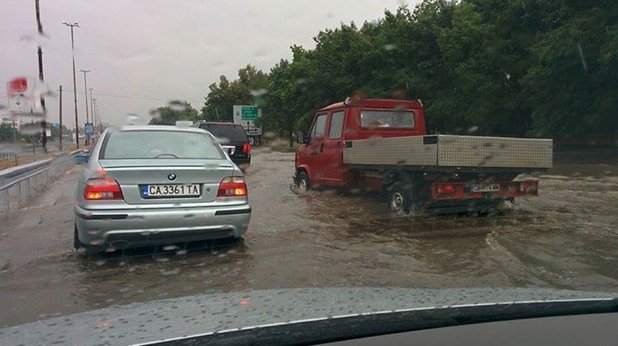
[73,125,251,253]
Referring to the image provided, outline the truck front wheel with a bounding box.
[388,183,413,213]
[296,171,311,192]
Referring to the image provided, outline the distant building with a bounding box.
[0,115,24,129]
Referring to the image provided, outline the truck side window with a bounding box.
[311,114,327,139]
[328,111,345,139]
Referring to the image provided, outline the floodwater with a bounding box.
[0,147,616,327]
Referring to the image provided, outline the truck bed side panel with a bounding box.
[343,136,437,166]
[343,135,553,169]
[436,135,553,169]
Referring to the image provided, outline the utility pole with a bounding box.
[93,98,102,134]
[63,21,80,148]
[35,0,47,153]
[89,87,95,128]
[80,69,91,145]
[80,70,91,122]
[58,85,63,151]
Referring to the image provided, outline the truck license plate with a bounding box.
[141,184,201,198]
[470,183,500,192]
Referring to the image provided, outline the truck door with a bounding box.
[306,113,327,184]
[321,110,346,185]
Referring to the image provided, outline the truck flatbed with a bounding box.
[343,134,553,172]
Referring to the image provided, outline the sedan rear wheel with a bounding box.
[74,225,102,255]
[73,225,83,250]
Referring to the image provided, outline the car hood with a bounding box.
[0,287,615,345]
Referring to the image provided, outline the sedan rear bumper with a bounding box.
[75,204,251,248]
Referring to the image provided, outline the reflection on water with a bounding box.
[73,238,252,310]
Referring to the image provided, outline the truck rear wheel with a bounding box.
[388,183,413,213]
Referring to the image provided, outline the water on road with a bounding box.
[0,148,616,327]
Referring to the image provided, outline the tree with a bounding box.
[0,124,21,141]
[200,65,268,122]
[148,101,199,125]
[522,0,618,143]
[203,0,617,145]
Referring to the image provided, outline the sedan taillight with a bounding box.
[217,176,248,197]
[84,178,124,200]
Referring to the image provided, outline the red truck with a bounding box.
[293,98,553,214]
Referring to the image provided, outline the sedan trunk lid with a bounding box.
[98,159,235,204]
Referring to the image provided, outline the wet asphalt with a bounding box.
[0,147,616,327]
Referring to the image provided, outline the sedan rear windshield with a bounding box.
[199,124,248,144]
[360,110,415,128]
[101,130,224,159]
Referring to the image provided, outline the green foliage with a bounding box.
[49,124,72,140]
[203,0,617,145]
[200,65,268,122]
[149,101,199,125]
[0,124,21,141]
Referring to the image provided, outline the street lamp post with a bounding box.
[62,21,80,148]
[80,69,91,144]
[89,87,95,128]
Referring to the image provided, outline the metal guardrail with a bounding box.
[0,152,77,215]
[0,152,17,159]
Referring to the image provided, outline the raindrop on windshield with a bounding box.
[250,88,267,97]
[168,100,186,112]
[383,43,397,51]
[126,114,140,124]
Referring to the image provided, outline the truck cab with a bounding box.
[295,99,425,188]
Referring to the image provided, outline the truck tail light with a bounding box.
[432,182,466,200]
[519,181,538,194]
[84,178,124,200]
[242,143,252,154]
[217,176,248,197]
[436,183,456,195]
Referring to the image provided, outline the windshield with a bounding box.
[101,130,224,159]
[0,0,616,342]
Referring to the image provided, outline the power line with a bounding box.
[1,90,205,105]
[94,92,205,104]
[56,90,204,104]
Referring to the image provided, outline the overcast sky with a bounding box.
[1,0,420,127]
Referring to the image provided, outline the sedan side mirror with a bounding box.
[73,154,89,165]
[297,131,310,144]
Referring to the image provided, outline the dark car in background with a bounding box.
[194,122,252,168]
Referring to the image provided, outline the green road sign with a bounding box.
[241,106,259,120]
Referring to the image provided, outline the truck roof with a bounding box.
[319,98,423,112]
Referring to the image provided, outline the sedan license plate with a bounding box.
[141,184,201,198]
[470,183,500,193]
